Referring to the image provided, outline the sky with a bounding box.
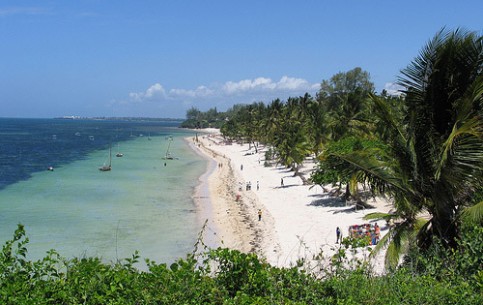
[1,1,481,119]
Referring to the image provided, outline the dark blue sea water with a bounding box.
[0,118,181,190]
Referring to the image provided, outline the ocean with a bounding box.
[0,118,208,267]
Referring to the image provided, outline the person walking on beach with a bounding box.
[374,223,380,244]
[336,226,341,243]
[258,209,262,221]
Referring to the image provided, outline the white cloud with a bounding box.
[169,86,214,98]
[145,83,165,98]
[129,83,166,102]
[384,82,405,96]
[222,77,275,94]
[121,76,320,117]
[128,76,319,104]
[221,76,317,95]
[276,76,312,91]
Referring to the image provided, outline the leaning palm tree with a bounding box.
[338,28,482,268]
[397,28,482,248]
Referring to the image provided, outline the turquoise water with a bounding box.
[0,128,208,267]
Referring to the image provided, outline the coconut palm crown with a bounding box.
[339,28,482,267]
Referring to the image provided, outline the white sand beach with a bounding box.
[191,129,392,272]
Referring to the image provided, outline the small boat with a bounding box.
[115,143,123,157]
[162,136,178,160]
[99,145,112,171]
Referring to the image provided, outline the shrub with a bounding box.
[0,224,481,304]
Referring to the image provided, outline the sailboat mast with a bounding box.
[99,143,112,171]
[165,138,171,158]
[109,145,112,167]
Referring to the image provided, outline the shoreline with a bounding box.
[190,129,392,271]
[188,135,255,254]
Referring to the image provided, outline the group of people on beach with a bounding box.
[336,223,381,245]
[347,223,381,245]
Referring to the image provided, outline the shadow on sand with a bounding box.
[308,194,377,214]
[276,184,298,189]
[308,196,347,208]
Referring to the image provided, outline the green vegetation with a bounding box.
[180,107,227,129]
[1,224,481,304]
[2,28,481,303]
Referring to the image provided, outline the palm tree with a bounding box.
[302,96,329,156]
[259,99,284,145]
[270,97,312,175]
[336,28,482,267]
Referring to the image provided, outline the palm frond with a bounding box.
[436,99,483,181]
[415,217,433,249]
[414,217,430,230]
[461,201,483,224]
[369,94,408,144]
[338,152,412,196]
[398,28,446,97]
[363,212,395,222]
[384,241,400,270]
[379,218,429,269]
[369,95,417,184]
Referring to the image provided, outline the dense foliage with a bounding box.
[180,107,227,129]
[0,224,481,304]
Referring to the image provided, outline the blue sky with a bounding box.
[1,1,481,119]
